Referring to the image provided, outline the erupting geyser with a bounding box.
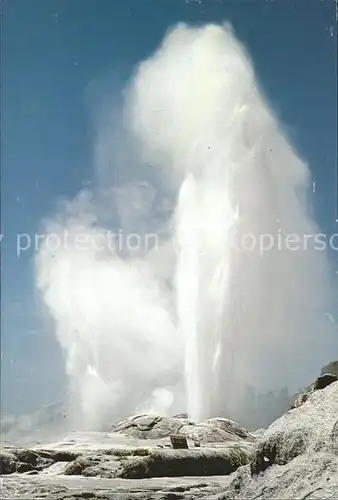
[36,24,336,427]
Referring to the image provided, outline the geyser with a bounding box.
[127,23,335,422]
[36,23,336,427]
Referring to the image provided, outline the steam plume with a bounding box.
[36,23,336,427]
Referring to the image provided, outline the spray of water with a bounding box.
[36,23,336,428]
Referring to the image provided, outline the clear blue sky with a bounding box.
[2,0,337,414]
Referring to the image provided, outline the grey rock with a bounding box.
[0,448,53,475]
[112,415,188,439]
[291,373,337,409]
[64,457,93,475]
[178,423,242,444]
[214,381,338,499]
[2,377,337,499]
[0,414,254,497]
[204,418,255,442]
[0,452,18,474]
[1,475,232,499]
[13,448,54,471]
[112,414,254,446]
[252,380,338,474]
[16,462,34,473]
[115,446,252,479]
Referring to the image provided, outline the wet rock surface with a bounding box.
[1,379,337,499]
[1,415,254,499]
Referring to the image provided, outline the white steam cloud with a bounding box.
[36,23,336,428]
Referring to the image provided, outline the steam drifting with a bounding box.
[36,24,336,428]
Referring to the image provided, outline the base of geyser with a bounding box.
[0,385,295,443]
[2,376,337,500]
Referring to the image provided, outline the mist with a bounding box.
[36,23,336,429]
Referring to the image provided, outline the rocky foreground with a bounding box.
[1,375,337,499]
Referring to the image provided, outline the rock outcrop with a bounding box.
[216,381,338,499]
[1,417,255,480]
[1,413,255,498]
[116,447,250,479]
[111,414,189,440]
[291,373,337,409]
[1,376,337,499]
[111,414,255,446]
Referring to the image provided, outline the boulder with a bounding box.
[0,448,53,475]
[252,380,338,474]
[216,381,338,499]
[178,422,251,446]
[64,457,92,476]
[204,418,255,442]
[0,451,18,474]
[111,414,188,439]
[116,446,251,479]
[112,414,254,446]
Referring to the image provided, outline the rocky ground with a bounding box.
[1,373,337,499]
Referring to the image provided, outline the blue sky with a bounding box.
[2,0,337,414]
